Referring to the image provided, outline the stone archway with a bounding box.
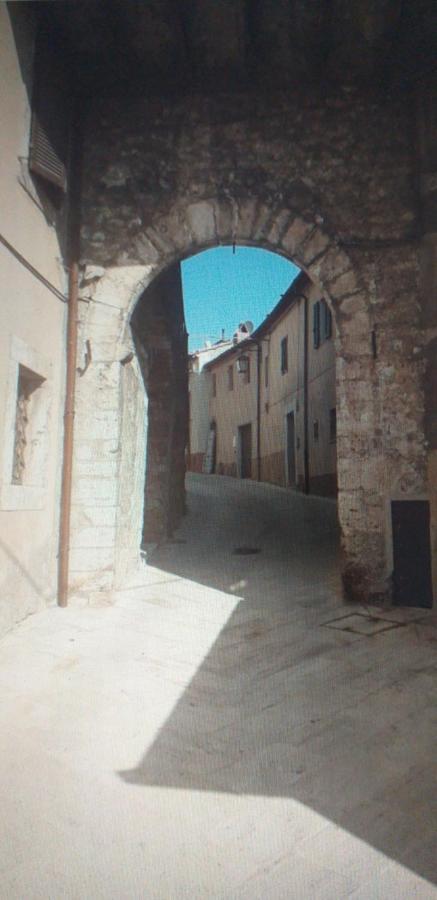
[71,197,400,603]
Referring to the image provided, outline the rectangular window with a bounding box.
[12,366,43,484]
[313,420,319,442]
[313,302,321,349]
[228,364,234,391]
[329,407,337,443]
[265,354,269,388]
[246,356,251,385]
[1,338,51,512]
[280,336,288,374]
[212,373,217,397]
[29,31,69,195]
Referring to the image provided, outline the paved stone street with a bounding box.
[0,474,436,899]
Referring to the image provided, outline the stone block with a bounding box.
[70,504,117,529]
[265,208,293,246]
[186,201,216,245]
[157,208,192,253]
[339,293,367,318]
[69,546,115,573]
[74,457,119,478]
[308,246,346,286]
[75,409,120,441]
[343,310,371,339]
[130,233,160,264]
[74,477,119,506]
[329,268,360,300]
[82,265,105,283]
[298,228,330,266]
[214,199,235,242]
[73,439,120,462]
[70,526,117,549]
[280,218,315,260]
[235,199,258,241]
[251,204,273,242]
[68,568,114,592]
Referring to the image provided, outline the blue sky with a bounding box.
[181,246,299,351]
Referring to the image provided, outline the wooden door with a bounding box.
[391,500,433,607]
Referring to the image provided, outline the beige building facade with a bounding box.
[205,273,337,497]
[187,338,233,473]
[0,5,68,636]
[0,2,435,620]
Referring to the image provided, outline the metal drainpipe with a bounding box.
[57,92,83,608]
[58,261,79,606]
[256,341,262,481]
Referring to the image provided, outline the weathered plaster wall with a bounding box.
[73,86,432,604]
[188,340,233,472]
[258,280,336,493]
[208,276,337,494]
[0,7,66,635]
[209,347,257,477]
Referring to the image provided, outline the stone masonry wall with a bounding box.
[132,264,188,543]
[72,85,433,604]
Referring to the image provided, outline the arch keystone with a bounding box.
[234,198,258,241]
[215,198,235,242]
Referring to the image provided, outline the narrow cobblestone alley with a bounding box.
[0,474,436,898]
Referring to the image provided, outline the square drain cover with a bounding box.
[322,612,399,636]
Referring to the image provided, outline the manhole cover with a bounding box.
[233,547,261,555]
[321,612,400,636]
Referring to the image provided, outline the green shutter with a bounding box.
[313,302,320,348]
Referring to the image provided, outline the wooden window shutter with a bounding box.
[321,300,332,340]
[313,302,321,348]
[29,33,68,192]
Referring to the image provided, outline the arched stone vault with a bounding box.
[70,195,404,604]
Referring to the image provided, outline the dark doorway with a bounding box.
[238,424,252,479]
[286,411,296,487]
[391,500,433,608]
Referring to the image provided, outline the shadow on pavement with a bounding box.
[119,475,437,887]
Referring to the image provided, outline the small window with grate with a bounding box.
[12,365,45,485]
[228,364,234,391]
[212,372,217,397]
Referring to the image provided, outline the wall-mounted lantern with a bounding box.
[237,355,249,374]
